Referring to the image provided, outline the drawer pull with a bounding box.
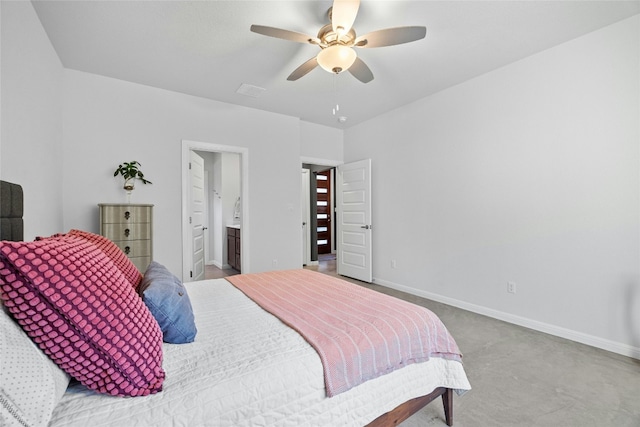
[124,246,131,255]
[124,228,130,237]
[124,211,130,220]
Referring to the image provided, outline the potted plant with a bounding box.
[113,161,152,191]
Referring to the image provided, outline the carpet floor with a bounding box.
[304,259,640,427]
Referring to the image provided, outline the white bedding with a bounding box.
[49,278,471,426]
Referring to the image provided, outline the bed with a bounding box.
[0,180,470,426]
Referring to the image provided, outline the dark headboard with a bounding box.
[0,180,24,241]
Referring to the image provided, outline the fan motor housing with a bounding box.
[317,24,356,47]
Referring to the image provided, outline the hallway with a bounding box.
[303,253,337,276]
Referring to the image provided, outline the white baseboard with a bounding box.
[373,277,640,360]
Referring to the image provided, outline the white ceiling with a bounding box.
[32,1,640,129]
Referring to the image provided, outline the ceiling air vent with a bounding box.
[236,83,266,98]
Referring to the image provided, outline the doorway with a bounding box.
[300,158,372,282]
[301,159,339,266]
[315,170,333,255]
[182,140,249,282]
[193,150,242,279]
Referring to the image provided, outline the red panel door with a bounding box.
[316,171,332,255]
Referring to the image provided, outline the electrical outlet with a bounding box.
[272,259,278,267]
[391,260,397,269]
[507,281,517,294]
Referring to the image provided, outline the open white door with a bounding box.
[336,159,372,282]
[301,169,311,266]
[189,151,206,281]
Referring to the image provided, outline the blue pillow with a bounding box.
[139,262,197,344]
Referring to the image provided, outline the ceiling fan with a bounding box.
[250,0,426,83]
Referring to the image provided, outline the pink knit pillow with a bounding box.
[0,237,165,397]
[67,229,143,290]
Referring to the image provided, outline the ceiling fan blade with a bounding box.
[250,25,316,44]
[331,0,360,35]
[287,57,319,81]
[348,57,373,83]
[355,26,426,48]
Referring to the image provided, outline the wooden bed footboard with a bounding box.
[366,387,453,427]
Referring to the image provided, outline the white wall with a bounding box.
[61,69,303,277]
[0,1,64,239]
[344,16,640,357]
[300,120,344,163]
[209,152,223,266]
[221,152,241,267]
[221,152,241,228]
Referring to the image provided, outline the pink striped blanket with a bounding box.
[226,269,463,397]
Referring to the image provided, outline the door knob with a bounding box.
[360,225,371,229]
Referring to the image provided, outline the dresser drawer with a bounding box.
[99,203,153,273]
[102,223,151,241]
[112,240,151,258]
[101,205,152,223]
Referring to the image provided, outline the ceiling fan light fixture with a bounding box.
[251,0,425,83]
[317,45,357,74]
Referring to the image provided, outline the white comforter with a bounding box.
[49,279,471,426]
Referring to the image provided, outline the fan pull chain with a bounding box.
[332,74,339,116]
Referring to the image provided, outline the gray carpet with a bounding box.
[303,261,640,426]
[356,282,640,427]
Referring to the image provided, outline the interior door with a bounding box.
[336,159,372,282]
[189,151,205,281]
[316,170,332,255]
